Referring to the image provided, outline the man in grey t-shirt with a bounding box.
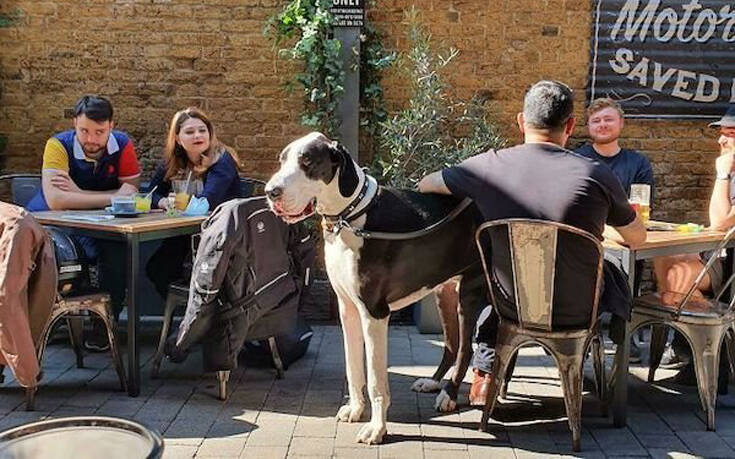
[419,80,646,406]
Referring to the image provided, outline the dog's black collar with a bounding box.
[322,177,372,224]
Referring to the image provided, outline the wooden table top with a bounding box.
[31,210,207,234]
[604,227,726,251]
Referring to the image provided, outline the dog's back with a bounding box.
[363,188,470,232]
[355,187,482,315]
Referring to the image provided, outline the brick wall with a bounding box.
[0,0,717,223]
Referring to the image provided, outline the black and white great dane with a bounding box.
[265,132,486,444]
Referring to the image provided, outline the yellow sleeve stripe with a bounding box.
[41,138,70,172]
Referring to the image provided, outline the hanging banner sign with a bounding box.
[330,0,364,27]
[588,0,735,119]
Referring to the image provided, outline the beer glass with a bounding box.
[630,183,651,224]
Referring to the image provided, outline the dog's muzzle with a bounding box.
[270,198,316,224]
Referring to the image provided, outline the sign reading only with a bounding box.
[330,0,364,27]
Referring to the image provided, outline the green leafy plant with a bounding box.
[0,9,23,28]
[265,0,343,136]
[372,8,506,188]
[265,0,394,143]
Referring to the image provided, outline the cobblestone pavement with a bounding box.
[1,325,734,458]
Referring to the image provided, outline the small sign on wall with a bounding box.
[588,0,735,119]
[330,0,364,27]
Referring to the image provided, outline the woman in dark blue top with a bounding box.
[146,107,244,301]
[149,107,242,210]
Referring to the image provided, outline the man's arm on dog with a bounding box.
[418,171,452,195]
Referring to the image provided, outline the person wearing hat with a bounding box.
[651,105,735,380]
[654,105,735,306]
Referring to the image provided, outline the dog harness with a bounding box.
[322,175,474,240]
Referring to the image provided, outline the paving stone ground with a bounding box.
[1,325,734,458]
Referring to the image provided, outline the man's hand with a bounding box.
[605,217,646,249]
[49,172,81,193]
[115,182,138,196]
[715,151,735,175]
[418,171,451,195]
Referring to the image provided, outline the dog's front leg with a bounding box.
[355,312,390,444]
[336,295,366,423]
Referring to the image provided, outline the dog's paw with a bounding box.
[411,378,442,393]
[336,402,365,422]
[434,389,457,412]
[356,421,387,445]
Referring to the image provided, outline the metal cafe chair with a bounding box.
[0,173,42,208]
[149,177,286,400]
[631,225,735,431]
[476,219,606,452]
[33,292,128,409]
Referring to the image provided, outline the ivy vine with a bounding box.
[265,0,394,154]
[0,9,23,28]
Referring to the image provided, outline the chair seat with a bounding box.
[54,293,111,314]
[168,282,189,296]
[500,319,595,340]
[32,291,127,410]
[634,293,734,325]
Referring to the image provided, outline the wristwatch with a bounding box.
[716,171,731,180]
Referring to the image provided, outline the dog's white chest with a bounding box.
[323,231,363,298]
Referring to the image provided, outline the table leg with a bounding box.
[612,250,636,427]
[126,234,140,397]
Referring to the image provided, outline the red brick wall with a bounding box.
[0,0,717,222]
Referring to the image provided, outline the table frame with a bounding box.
[32,211,205,396]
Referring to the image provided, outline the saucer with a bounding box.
[105,207,142,218]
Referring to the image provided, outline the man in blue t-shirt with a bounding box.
[419,81,646,407]
[574,98,654,199]
[575,98,655,363]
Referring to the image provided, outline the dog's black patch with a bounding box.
[298,139,359,198]
[299,137,336,185]
[332,143,359,197]
[353,187,485,319]
[363,189,473,233]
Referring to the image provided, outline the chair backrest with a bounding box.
[239,177,266,198]
[678,225,735,315]
[0,174,41,207]
[475,219,604,332]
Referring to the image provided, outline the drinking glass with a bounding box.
[172,180,192,211]
[134,193,152,212]
[630,183,651,223]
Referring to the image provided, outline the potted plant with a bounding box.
[371,8,507,333]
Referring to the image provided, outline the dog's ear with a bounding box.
[330,141,359,197]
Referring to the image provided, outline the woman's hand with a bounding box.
[158,197,170,210]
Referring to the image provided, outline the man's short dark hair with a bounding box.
[523,80,574,131]
[73,95,114,122]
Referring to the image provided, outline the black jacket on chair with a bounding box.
[175,197,315,372]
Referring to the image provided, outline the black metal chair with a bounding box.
[0,173,42,208]
[476,219,606,452]
[149,177,286,400]
[631,226,735,431]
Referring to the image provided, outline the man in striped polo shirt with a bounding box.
[27,95,141,351]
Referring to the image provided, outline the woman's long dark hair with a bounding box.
[163,107,242,180]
